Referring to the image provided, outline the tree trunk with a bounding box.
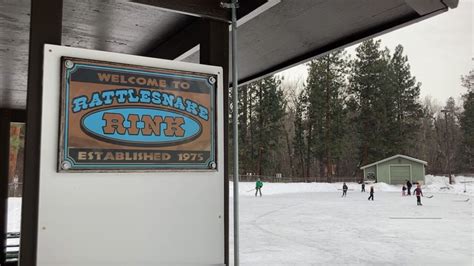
[325,58,332,182]
[284,127,294,177]
[306,126,312,181]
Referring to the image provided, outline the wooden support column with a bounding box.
[199,18,230,265]
[20,0,63,265]
[0,110,12,265]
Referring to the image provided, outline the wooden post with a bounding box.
[200,18,230,266]
[0,110,12,265]
[20,0,63,265]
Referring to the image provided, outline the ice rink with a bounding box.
[7,176,473,265]
[230,184,473,266]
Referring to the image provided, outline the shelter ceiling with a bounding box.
[0,0,457,109]
[0,0,191,109]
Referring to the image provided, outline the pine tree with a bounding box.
[254,76,287,175]
[237,75,287,176]
[292,90,308,178]
[305,50,348,181]
[238,83,250,173]
[460,69,474,171]
[387,45,423,154]
[349,39,390,166]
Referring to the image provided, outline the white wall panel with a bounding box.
[37,45,224,266]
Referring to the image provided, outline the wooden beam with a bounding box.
[131,0,230,22]
[0,109,25,123]
[146,19,202,60]
[237,0,268,19]
[199,19,230,266]
[132,0,267,23]
[20,0,63,265]
[144,0,267,60]
[0,110,11,265]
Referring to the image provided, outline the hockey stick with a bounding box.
[453,198,470,202]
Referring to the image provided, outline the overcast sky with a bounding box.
[279,0,473,105]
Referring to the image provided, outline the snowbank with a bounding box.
[423,175,474,195]
[7,197,21,232]
[231,175,473,196]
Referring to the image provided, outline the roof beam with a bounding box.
[144,0,268,61]
[131,0,229,21]
[0,108,26,122]
[146,18,202,60]
[131,0,267,22]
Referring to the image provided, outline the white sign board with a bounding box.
[37,44,224,265]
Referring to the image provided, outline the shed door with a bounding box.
[390,165,410,184]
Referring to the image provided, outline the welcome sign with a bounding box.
[58,57,217,171]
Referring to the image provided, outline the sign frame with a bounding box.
[57,56,221,172]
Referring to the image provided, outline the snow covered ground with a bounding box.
[6,197,21,256]
[6,176,473,265]
[230,175,474,196]
[230,176,473,265]
[7,197,21,233]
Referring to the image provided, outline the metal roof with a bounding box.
[0,0,458,109]
[360,154,428,170]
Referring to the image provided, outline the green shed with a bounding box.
[360,154,427,184]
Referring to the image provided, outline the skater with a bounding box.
[342,182,348,197]
[414,184,423,206]
[255,178,263,197]
[368,186,374,201]
[402,185,407,196]
[361,182,366,192]
[406,180,412,195]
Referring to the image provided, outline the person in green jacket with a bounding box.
[255,178,263,197]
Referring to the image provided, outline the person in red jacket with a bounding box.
[414,184,423,206]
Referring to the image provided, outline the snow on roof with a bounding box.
[360,154,428,169]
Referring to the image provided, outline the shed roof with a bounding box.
[0,0,459,109]
[360,154,428,169]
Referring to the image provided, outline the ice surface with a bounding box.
[230,176,473,265]
[6,176,473,265]
[231,176,473,197]
[7,197,21,253]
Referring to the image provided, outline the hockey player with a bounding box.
[255,178,263,197]
[368,186,374,201]
[342,182,348,197]
[406,180,413,195]
[414,184,423,206]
